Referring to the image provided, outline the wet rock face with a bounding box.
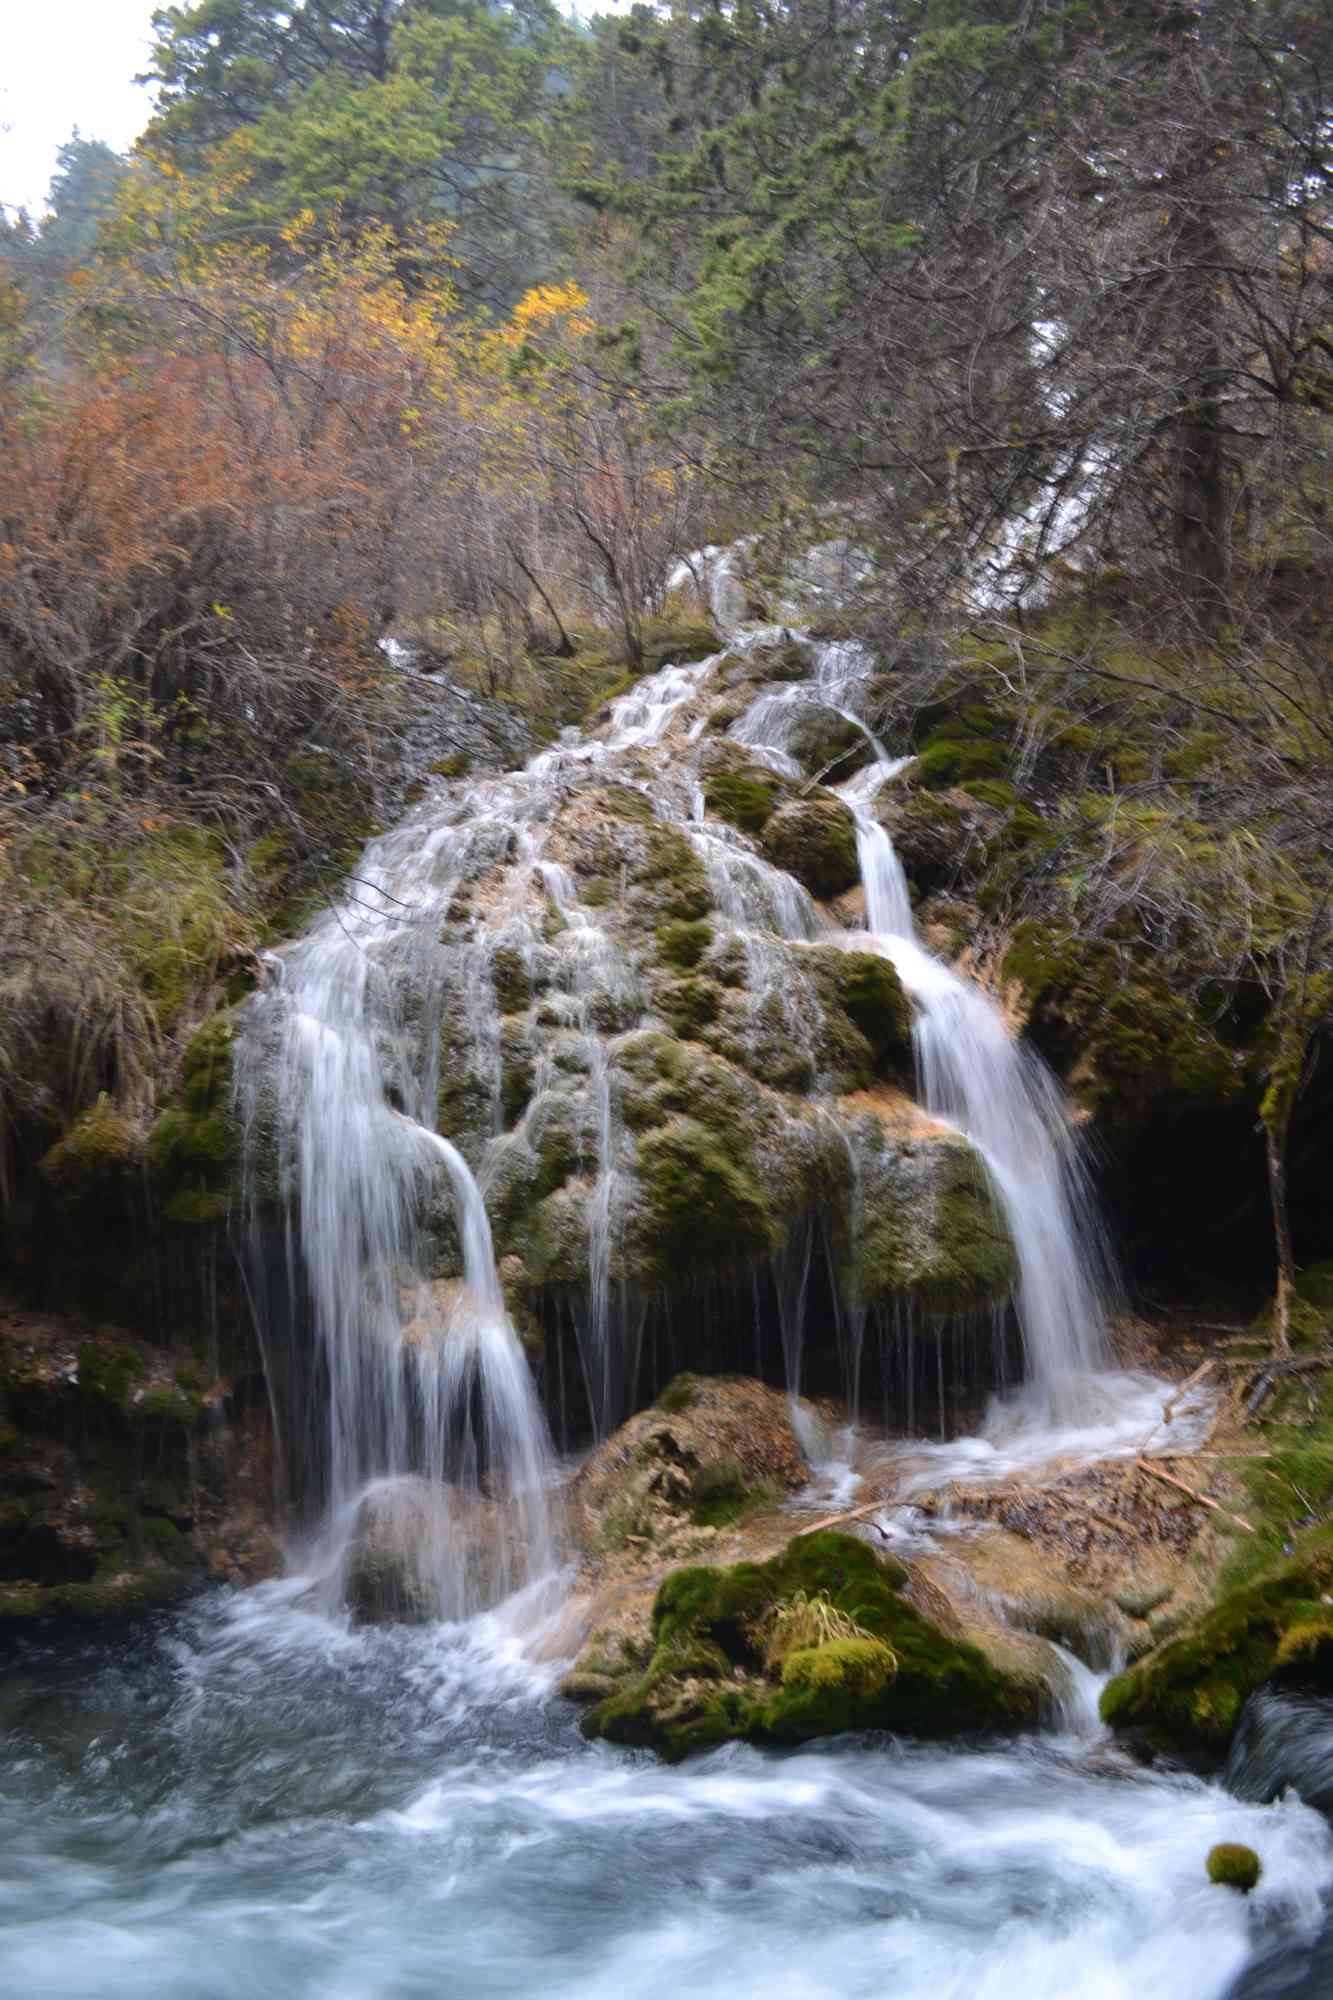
[341,1481,442,1625]
[570,1375,809,1561]
[190,622,1023,1437]
[0,1305,278,1625]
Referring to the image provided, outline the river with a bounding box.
[2,1575,1332,1999]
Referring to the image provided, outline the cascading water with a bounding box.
[727,634,1114,1411]
[239,592,1130,1598]
[235,793,557,1618]
[7,579,1332,2000]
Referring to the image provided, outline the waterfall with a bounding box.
[842,759,1112,1400]
[729,637,1113,1407]
[234,589,1119,1610]
[235,794,556,1619]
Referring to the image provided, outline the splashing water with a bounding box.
[2,1589,1331,2000]
[235,791,558,1619]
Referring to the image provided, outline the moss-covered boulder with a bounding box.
[577,1530,1042,1759]
[570,1375,807,1559]
[627,1116,778,1282]
[880,787,989,901]
[38,1100,144,1199]
[829,951,913,1078]
[0,1304,276,1625]
[702,766,789,837]
[787,708,874,782]
[1002,924,1244,1124]
[849,1131,1017,1314]
[1100,1530,1333,1754]
[761,796,860,900]
[1207,1844,1261,1892]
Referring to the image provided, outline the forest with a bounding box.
[1,5,1333,1995]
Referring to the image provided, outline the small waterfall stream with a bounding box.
[728,636,1113,1410]
[233,596,1142,1614]
[235,792,558,1618]
[842,760,1114,1404]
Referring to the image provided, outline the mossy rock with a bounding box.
[38,1100,142,1198]
[703,768,786,836]
[631,824,712,923]
[581,1530,1040,1760]
[1002,923,1244,1121]
[761,636,816,683]
[831,951,912,1078]
[78,1342,146,1408]
[851,1137,1017,1314]
[1100,1529,1333,1754]
[146,1013,240,1226]
[787,709,874,781]
[654,976,721,1040]
[657,919,713,972]
[627,1116,777,1283]
[1207,1843,1261,1892]
[761,796,860,900]
[489,945,532,1013]
[637,618,720,673]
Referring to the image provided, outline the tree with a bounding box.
[139,0,570,301]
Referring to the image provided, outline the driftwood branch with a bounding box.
[1134,1458,1255,1532]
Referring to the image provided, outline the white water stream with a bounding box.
[2,1589,1332,1999]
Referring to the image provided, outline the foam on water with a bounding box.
[1,1589,1330,2000]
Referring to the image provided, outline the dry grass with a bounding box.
[760,1589,895,1673]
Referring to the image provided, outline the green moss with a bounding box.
[964,778,1017,811]
[489,945,531,1014]
[656,1372,701,1413]
[655,976,721,1039]
[787,710,873,781]
[637,619,720,672]
[1207,1844,1261,1891]
[704,770,784,836]
[779,1635,897,1693]
[138,1514,183,1550]
[657,919,713,971]
[761,796,860,900]
[632,825,712,923]
[595,782,656,824]
[853,1141,1016,1314]
[1215,1368,1333,1593]
[144,1013,241,1225]
[1002,923,1243,1120]
[831,952,912,1077]
[136,1385,204,1426]
[78,1343,145,1408]
[431,751,472,779]
[583,1530,1038,1761]
[1100,1528,1333,1752]
[38,1100,141,1196]
[914,734,1010,792]
[630,1116,777,1282]
[688,1457,775,1528]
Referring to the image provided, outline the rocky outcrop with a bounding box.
[570,1374,808,1563]
[0,1301,277,1623]
[1101,1529,1333,1755]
